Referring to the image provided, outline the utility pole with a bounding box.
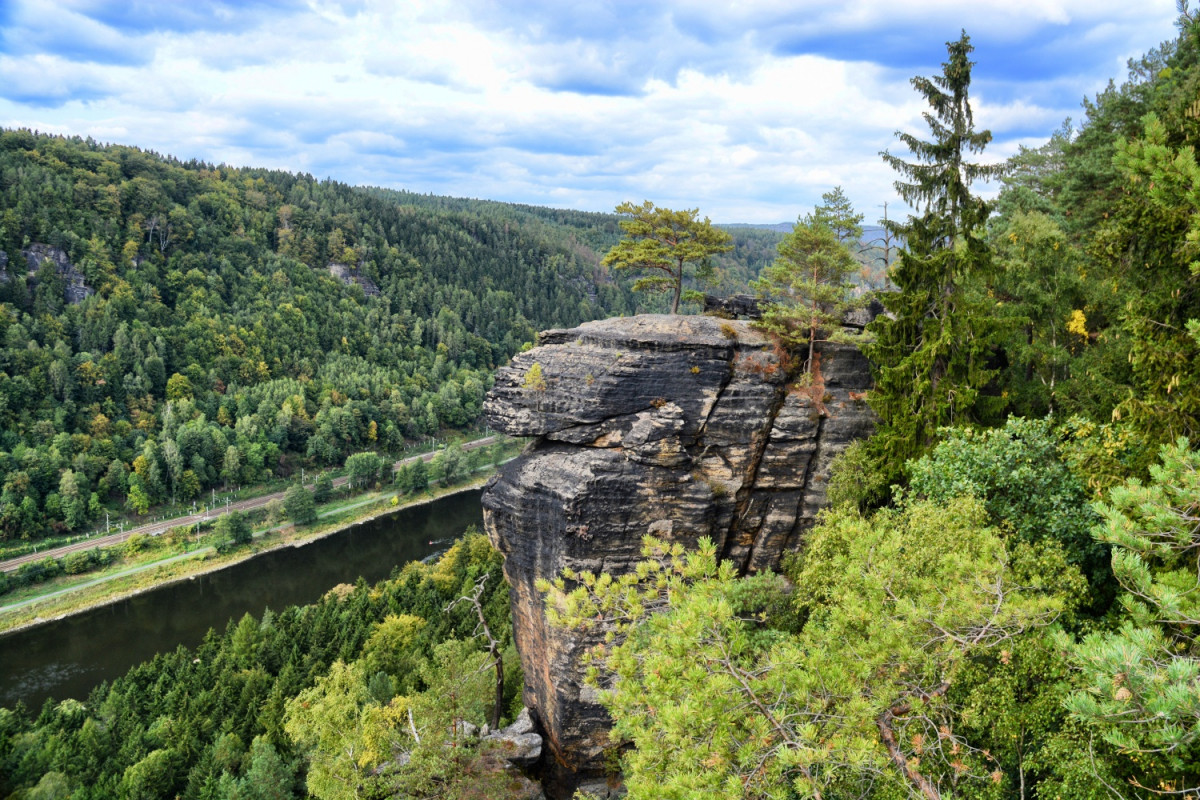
[106,511,110,535]
[863,201,898,291]
[879,202,896,274]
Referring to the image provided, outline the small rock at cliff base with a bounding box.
[484,707,544,767]
[573,777,627,798]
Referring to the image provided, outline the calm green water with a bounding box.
[0,489,484,709]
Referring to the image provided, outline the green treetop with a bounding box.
[603,201,733,314]
[809,185,864,246]
[213,509,252,548]
[753,208,859,374]
[283,482,317,526]
[865,31,1005,473]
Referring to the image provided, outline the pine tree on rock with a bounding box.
[603,201,733,314]
[866,31,1005,472]
[753,210,859,375]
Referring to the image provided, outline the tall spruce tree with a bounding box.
[865,31,1004,473]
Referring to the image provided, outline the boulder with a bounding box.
[22,244,94,304]
[483,707,544,768]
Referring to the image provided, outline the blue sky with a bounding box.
[0,0,1184,223]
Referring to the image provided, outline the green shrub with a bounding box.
[826,440,890,511]
[124,533,149,557]
[906,416,1110,612]
[63,550,92,575]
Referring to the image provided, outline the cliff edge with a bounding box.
[481,314,874,790]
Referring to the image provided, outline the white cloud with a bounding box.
[0,0,1183,222]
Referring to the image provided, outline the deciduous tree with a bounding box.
[214,509,252,548]
[283,483,317,526]
[345,452,385,490]
[312,472,333,504]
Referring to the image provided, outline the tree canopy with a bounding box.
[603,201,733,314]
[865,32,1005,475]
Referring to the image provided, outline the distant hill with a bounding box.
[0,129,779,541]
[719,222,895,292]
[720,221,795,233]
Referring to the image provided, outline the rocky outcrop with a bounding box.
[481,314,875,791]
[391,709,546,798]
[483,707,544,768]
[23,244,94,304]
[327,262,380,296]
[702,292,762,318]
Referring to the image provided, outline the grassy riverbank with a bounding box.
[0,445,519,635]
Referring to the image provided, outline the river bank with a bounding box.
[0,433,503,573]
[0,488,487,709]
[0,473,498,637]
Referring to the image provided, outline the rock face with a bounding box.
[327,262,381,296]
[23,244,94,304]
[702,292,762,318]
[483,707,544,768]
[481,314,875,788]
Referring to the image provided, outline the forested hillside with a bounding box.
[0,133,779,543]
[362,188,784,298]
[0,532,523,800]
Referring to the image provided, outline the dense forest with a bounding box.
[0,134,779,543]
[0,532,524,800]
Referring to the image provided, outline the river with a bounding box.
[0,489,484,710]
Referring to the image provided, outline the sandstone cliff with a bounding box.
[481,314,874,789]
[0,244,93,301]
[20,244,95,304]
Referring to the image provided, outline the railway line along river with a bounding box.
[0,489,484,710]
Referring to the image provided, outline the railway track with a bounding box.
[0,436,497,573]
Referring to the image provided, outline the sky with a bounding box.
[0,0,1185,223]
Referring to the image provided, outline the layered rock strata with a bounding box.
[327,261,381,296]
[481,314,874,786]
